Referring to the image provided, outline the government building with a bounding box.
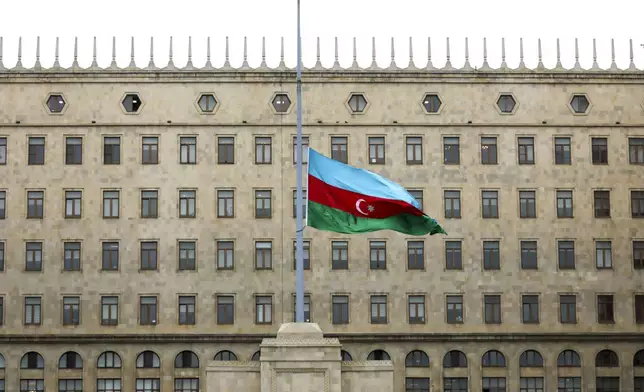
[0,37,643,392]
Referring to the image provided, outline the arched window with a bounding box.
[97,351,122,368]
[557,350,581,367]
[58,352,83,369]
[251,351,261,361]
[341,351,353,361]
[482,350,506,367]
[595,350,619,367]
[519,350,544,367]
[136,351,160,368]
[174,351,199,368]
[0,353,4,369]
[634,350,644,366]
[405,350,430,367]
[367,350,391,361]
[214,350,237,361]
[20,352,44,369]
[443,350,467,368]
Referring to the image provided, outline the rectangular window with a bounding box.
[139,296,158,325]
[446,295,463,323]
[557,190,574,218]
[443,136,460,164]
[560,294,577,324]
[484,294,501,324]
[178,295,196,325]
[141,190,158,218]
[293,136,309,164]
[370,295,387,323]
[635,295,644,324]
[255,190,272,218]
[179,190,196,218]
[217,136,235,164]
[0,242,4,272]
[101,296,118,325]
[24,296,41,325]
[292,189,307,218]
[483,241,500,270]
[519,190,536,218]
[178,241,196,271]
[58,379,83,392]
[596,377,620,392]
[65,137,83,165]
[482,377,506,392]
[255,296,272,324]
[408,190,423,211]
[142,136,158,164]
[596,241,612,269]
[634,377,644,392]
[522,295,539,323]
[179,136,197,164]
[592,137,608,164]
[481,136,498,164]
[103,190,119,218]
[554,137,571,164]
[0,190,5,219]
[28,137,45,165]
[27,190,44,219]
[635,241,644,270]
[292,294,311,322]
[25,242,42,271]
[216,295,234,324]
[102,242,119,271]
[331,136,348,163]
[20,380,45,392]
[0,137,6,164]
[632,191,644,218]
[558,240,575,269]
[62,296,80,325]
[135,379,160,392]
[255,136,272,164]
[255,241,272,269]
[445,241,462,270]
[0,297,3,325]
[103,136,121,165]
[444,190,461,218]
[519,377,544,392]
[598,294,615,323]
[293,240,310,270]
[65,190,82,218]
[97,379,122,392]
[63,242,81,271]
[630,137,644,164]
[408,295,425,324]
[332,241,348,270]
[332,295,349,324]
[140,241,158,270]
[520,241,538,270]
[405,378,429,392]
[368,136,385,164]
[369,241,386,270]
[406,136,423,164]
[217,241,234,270]
[482,190,499,218]
[518,137,535,164]
[594,190,611,218]
[174,378,199,392]
[407,241,424,270]
[217,190,234,218]
[444,377,467,392]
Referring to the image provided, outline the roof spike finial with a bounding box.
[241,36,249,68]
[279,36,286,69]
[186,36,194,68]
[629,38,636,70]
[573,38,581,69]
[500,37,507,68]
[351,37,359,68]
[443,37,452,69]
[333,36,340,68]
[518,37,526,69]
[34,36,41,69]
[0,37,4,70]
[462,37,472,70]
[91,36,98,68]
[148,37,156,69]
[555,38,563,69]
[224,36,231,68]
[314,36,322,69]
[537,38,544,69]
[408,37,416,68]
[370,36,378,69]
[128,36,136,68]
[109,36,116,69]
[480,37,490,70]
[72,36,80,68]
[610,38,617,70]
[261,36,268,68]
[425,37,434,70]
[389,37,397,68]
[591,38,599,70]
[168,36,174,67]
[53,37,61,68]
[16,36,23,68]
[204,36,213,69]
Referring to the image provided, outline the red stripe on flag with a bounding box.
[308,174,424,219]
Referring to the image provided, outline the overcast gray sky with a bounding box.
[1,0,643,69]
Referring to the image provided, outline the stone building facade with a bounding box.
[0,38,643,392]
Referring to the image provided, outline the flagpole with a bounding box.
[294,0,305,323]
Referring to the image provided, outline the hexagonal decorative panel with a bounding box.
[271,93,292,114]
[496,94,517,114]
[347,94,368,114]
[196,94,218,113]
[421,94,443,114]
[121,93,143,114]
[569,94,590,114]
[45,94,66,114]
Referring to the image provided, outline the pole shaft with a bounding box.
[294,0,305,323]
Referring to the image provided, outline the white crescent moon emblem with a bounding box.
[355,199,369,216]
